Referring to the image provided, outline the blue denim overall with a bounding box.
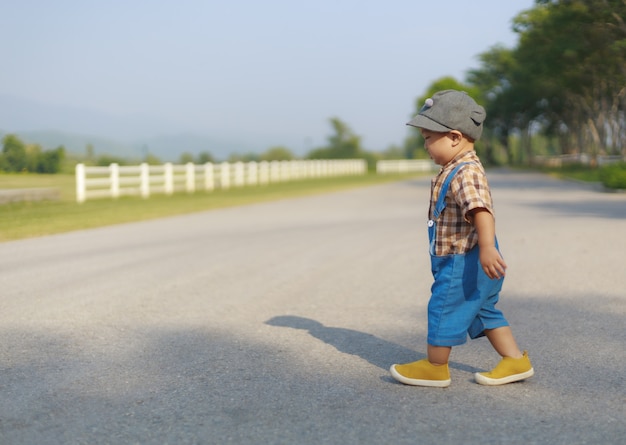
[427,163,508,347]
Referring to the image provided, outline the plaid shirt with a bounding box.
[429,151,494,256]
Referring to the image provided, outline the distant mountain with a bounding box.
[0,93,166,140]
[0,94,256,161]
[138,133,246,161]
[4,129,138,158]
[5,129,248,162]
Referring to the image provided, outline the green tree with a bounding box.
[179,152,195,164]
[482,0,626,162]
[85,143,95,162]
[380,144,405,160]
[143,153,162,165]
[467,45,530,164]
[196,151,215,164]
[228,152,260,162]
[25,143,43,172]
[1,134,28,172]
[261,146,294,161]
[306,118,380,170]
[96,154,128,166]
[34,146,66,173]
[0,135,66,173]
[307,117,362,159]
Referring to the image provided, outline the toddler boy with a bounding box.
[390,90,534,387]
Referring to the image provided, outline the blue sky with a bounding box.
[1,0,536,154]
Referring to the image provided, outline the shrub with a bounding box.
[1,134,65,173]
[95,155,129,166]
[599,163,626,190]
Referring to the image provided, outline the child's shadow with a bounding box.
[265,315,481,376]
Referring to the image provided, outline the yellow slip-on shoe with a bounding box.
[390,359,451,387]
[474,350,534,386]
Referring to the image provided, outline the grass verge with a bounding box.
[536,165,602,183]
[0,172,423,242]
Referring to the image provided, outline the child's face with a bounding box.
[420,129,457,165]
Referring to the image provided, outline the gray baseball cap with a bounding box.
[406,90,486,141]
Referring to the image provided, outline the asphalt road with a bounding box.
[1,170,625,445]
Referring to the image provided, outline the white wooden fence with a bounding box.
[376,159,436,173]
[75,159,367,203]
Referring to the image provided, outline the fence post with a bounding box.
[76,163,86,203]
[140,163,150,198]
[234,162,244,187]
[247,161,258,186]
[110,163,120,198]
[280,160,290,181]
[270,161,280,183]
[164,163,174,195]
[204,162,214,191]
[259,161,269,185]
[220,162,230,189]
[295,160,304,179]
[186,162,195,193]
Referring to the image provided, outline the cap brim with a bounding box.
[406,115,451,132]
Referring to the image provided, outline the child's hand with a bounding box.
[471,209,507,279]
[479,246,507,279]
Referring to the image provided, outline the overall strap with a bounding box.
[432,162,472,219]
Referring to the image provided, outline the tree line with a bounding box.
[405,0,626,166]
[1,117,377,174]
[0,134,65,173]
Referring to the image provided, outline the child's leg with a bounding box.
[484,326,522,358]
[428,344,451,365]
[390,345,452,387]
[476,327,533,385]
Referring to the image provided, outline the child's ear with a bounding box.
[450,130,463,144]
